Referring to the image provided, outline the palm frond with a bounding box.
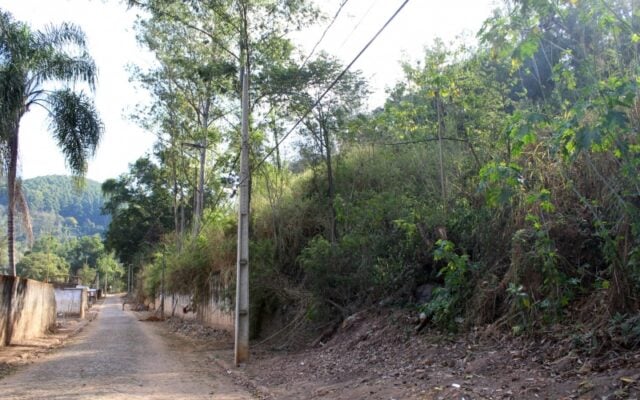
[47,89,104,176]
[0,11,29,60]
[0,12,28,143]
[0,68,25,123]
[36,22,87,49]
[31,52,97,90]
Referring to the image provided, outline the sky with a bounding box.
[0,0,498,183]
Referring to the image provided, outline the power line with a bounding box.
[337,0,382,53]
[247,0,411,180]
[254,0,354,166]
[300,0,351,68]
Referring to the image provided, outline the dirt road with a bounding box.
[0,296,254,400]
[3,298,639,400]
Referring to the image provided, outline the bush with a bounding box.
[422,240,476,331]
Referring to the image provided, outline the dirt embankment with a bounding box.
[169,309,640,400]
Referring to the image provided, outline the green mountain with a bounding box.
[0,175,110,240]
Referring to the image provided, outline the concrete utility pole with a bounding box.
[235,64,250,366]
[128,264,132,293]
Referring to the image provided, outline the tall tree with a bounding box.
[0,12,103,275]
[132,12,236,238]
[292,54,368,243]
[128,0,319,201]
[102,156,174,267]
[96,251,123,292]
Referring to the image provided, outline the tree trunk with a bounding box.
[193,92,211,237]
[270,110,282,171]
[198,142,206,223]
[171,150,180,240]
[192,166,198,235]
[4,277,17,345]
[321,121,338,244]
[180,198,185,240]
[435,90,447,217]
[7,130,18,276]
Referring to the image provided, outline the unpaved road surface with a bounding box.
[0,296,253,400]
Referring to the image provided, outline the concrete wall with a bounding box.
[0,277,12,345]
[154,293,197,321]
[155,272,234,332]
[54,288,87,318]
[199,293,234,330]
[0,275,57,346]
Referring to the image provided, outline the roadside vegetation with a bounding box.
[99,0,640,347]
[15,233,124,290]
[3,0,640,349]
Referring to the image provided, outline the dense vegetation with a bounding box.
[15,233,124,290]
[98,0,640,342]
[0,175,110,239]
[0,175,120,286]
[0,175,115,280]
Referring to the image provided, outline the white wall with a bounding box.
[154,273,234,332]
[54,288,87,317]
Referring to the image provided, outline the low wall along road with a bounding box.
[153,272,234,332]
[0,275,56,346]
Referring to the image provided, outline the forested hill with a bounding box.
[0,175,109,238]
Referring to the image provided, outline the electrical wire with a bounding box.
[253,0,355,166]
[300,0,352,68]
[336,0,382,53]
[244,0,411,182]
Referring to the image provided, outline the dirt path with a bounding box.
[0,296,254,400]
[242,309,640,400]
[4,298,638,399]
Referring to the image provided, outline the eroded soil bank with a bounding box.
[169,309,640,400]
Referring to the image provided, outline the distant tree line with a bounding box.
[0,175,110,240]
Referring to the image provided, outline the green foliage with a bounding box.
[422,240,475,331]
[608,313,640,350]
[136,210,237,301]
[478,162,523,207]
[16,251,69,282]
[64,234,105,274]
[13,233,120,287]
[0,175,109,237]
[97,251,125,290]
[102,156,175,267]
[125,0,640,340]
[77,264,96,286]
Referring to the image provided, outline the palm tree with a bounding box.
[0,11,103,275]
